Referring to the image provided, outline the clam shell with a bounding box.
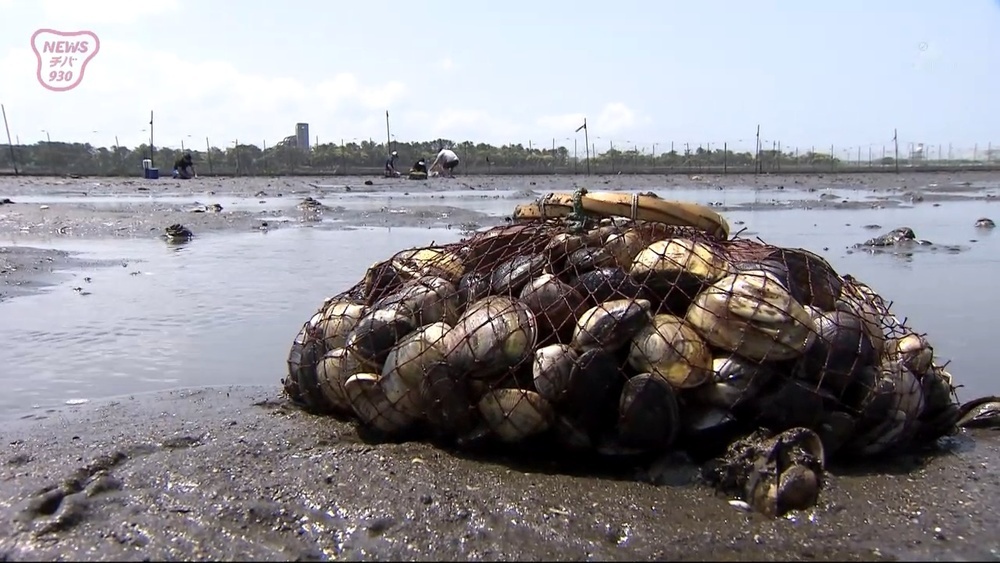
[285,325,310,400]
[374,276,460,327]
[458,272,491,310]
[463,225,542,271]
[362,260,407,304]
[691,355,776,412]
[572,298,652,352]
[318,301,369,349]
[573,266,647,304]
[616,373,681,452]
[390,247,465,283]
[892,333,934,378]
[685,270,817,362]
[381,322,453,417]
[754,378,834,430]
[345,309,417,370]
[549,347,623,436]
[518,274,586,345]
[746,428,825,517]
[316,347,365,412]
[490,254,547,296]
[736,248,842,312]
[543,233,588,263]
[920,366,958,419]
[627,314,713,389]
[343,373,416,434]
[629,238,730,284]
[798,308,878,396]
[532,344,578,403]
[419,362,478,438]
[477,388,554,442]
[835,293,886,356]
[445,295,538,380]
[566,246,617,273]
[604,228,647,270]
[286,326,325,407]
[775,465,820,513]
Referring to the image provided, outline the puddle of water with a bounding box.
[0,226,464,413]
[0,200,998,414]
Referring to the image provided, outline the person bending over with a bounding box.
[173,152,196,179]
[429,148,459,178]
[411,157,428,174]
[384,151,400,177]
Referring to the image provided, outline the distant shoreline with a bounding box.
[3,163,1000,178]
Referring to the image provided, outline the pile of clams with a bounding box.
[284,215,976,517]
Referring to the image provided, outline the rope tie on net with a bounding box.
[565,186,591,233]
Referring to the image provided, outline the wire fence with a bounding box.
[2,133,999,177]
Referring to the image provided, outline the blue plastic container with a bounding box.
[144,168,159,180]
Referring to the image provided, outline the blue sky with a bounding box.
[0,0,998,156]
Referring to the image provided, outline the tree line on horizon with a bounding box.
[0,138,986,176]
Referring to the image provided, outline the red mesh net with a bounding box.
[282,192,967,516]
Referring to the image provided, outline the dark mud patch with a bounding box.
[0,246,121,302]
[1,386,998,561]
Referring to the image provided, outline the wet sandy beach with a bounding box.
[2,171,1000,561]
[2,386,999,562]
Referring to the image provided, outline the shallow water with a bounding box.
[1,200,999,413]
[6,183,952,219]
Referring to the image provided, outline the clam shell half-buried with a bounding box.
[343,373,417,434]
[477,388,555,443]
[685,270,817,362]
[627,313,713,389]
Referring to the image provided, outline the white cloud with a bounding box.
[38,0,180,26]
[535,102,640,137]
[435,57,455,72]
[0,39,410,148]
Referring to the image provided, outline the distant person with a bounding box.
[172,152,196,179]
[384,150,400,177]
[429,148,460,178]
[411,157,428,174]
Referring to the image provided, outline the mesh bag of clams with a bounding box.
[284,190,963,516]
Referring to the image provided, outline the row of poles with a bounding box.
[1,108,993,177]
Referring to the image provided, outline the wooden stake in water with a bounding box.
[1,104,18,175]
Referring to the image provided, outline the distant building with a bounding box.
[296,123,310,152]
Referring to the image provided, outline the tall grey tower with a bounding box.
[295,123,310,152]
